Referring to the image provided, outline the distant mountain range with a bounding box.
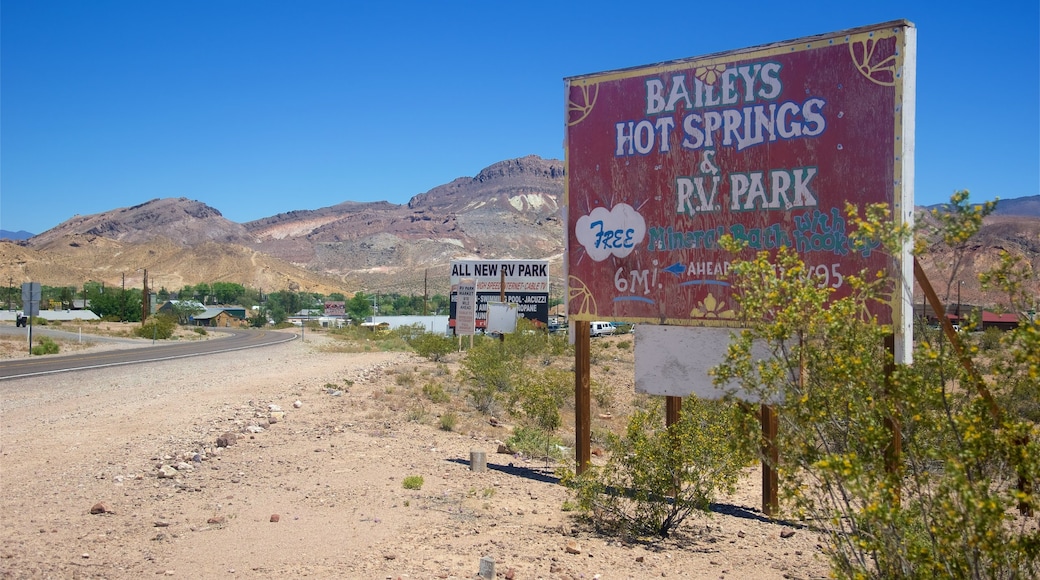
[0,156,1036,308]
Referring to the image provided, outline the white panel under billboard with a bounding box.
[635,325,779,403]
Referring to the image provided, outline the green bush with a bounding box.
[402,475,424,490]
[410,332,455,361]
[30,336,60,355]
[135,315,177,339]
[422,382,451,404]
[438,412,458,432]
[562,398,750,538]
[506,425,565,461]
[710,195,1040,577]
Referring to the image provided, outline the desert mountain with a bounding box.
[3,156,566,296]
[1,158,1036,309]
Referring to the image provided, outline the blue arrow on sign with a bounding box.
[663,262,686,276]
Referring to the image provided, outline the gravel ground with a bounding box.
[0,327,830,579]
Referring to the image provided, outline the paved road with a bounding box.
[0,328,297,380]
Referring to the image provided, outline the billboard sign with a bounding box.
[564,21,915,358]
[449,259,550,330]
[324,301,346,316]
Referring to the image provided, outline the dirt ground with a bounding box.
[0,324,830,579]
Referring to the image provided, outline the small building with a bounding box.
[190,306,248,328]
[980,311,1019,331]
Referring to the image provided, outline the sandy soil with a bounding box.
[0,326,830,579]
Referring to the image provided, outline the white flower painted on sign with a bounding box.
[575,204,646,262]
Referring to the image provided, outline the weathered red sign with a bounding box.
[565,21,915,330]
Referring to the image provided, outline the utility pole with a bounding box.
[141,269,149,324]
[424,269,428,316]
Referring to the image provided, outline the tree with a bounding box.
[347,291,372,321]
[211,282,245,304]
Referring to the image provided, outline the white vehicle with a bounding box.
[590,321,615,337]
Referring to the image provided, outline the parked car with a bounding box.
[590,321,615,337]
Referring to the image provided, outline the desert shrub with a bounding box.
[402,475,424,490]
[711,196,1040,577]
[135,315,177,340]
[193,326,207,336]
[395,371,415,387]
[562,398,750,538]
[438,412,457,432]
[506,425,565,461]
[460,339,521,414]
[591,380,614,409]
[422,382,451,404]
[410,331,455,362]
[30,336,60,355]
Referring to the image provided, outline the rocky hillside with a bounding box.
[3,156,566,296]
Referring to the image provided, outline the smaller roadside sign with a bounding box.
[455,278,476,336]
[21,282,41,317]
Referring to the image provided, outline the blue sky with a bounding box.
[2,1,1037,235]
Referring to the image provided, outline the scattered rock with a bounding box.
[270,411,285,421]
[89,502,109,514]
[780,529,796,539]
[293,400,303,408]
[268,404,282,412]
[565,540,582,554]
[207,516,225,524]
[270,514,280,523]
[383,553,396,560]
[635,556,645,563]
[216,433,238,448]
[154,521,171,527]
[157,465,179,479]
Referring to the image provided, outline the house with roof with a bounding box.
[980,311,1019,331]
[189,306,248,328]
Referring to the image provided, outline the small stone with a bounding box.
[207,516,225,524]
[157,465,179,479]
[89,502,109,514]
[216,433,237,448]
[504,568,516,580]
[565,539,582,554]
[268,404,282,412]
[496,443,513,454]
[635,556,645,563]
[383,553,396,560]
[737,530,746,538]
[270,411,285,421]
[780,529,796,539]
[268,416,279,425]
[154,521,170,527]
[270,514,280,522]
[293,400,303,408]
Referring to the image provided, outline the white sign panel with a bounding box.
[455,278,476,336]
[486,301,519,335]
[635,325,779,403]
